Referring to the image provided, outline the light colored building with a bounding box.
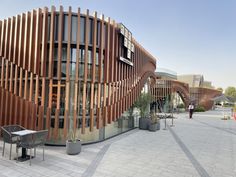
[156,68,177,80]
[177,74,204,87]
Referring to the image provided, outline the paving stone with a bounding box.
[0,108,236,177]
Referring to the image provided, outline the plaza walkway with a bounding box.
[0,108,235,177]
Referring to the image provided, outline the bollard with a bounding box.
[163,114,167,130]
[170,115,174,127]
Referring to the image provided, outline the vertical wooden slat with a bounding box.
[54,6,63,139]
[0,22,1,129]
[28,73,34,129]
[9,17,15,62]
[34,8,42,75]
[89,11,97,131]
[0,20,6,58]
[97,14,104,129]
[113,24,118,121]
[48,6,55,79]
[81,9,89,133]
[39,7,48,130]
[18,13,25,127]
[109,20,115,122]
[103,18,110,126]
[0,89,5,125]
[8,19,15,127]
[29,10,36,73]
[64,6,72,138]
[0,88,1,113]
[73,8,80,132]
[40,7,48,77]
[13,15,20,64]
[39,8,47,130]
[4,18,10,60]
[0,21,2,56]
[57,6,63,80]
[23,12,30,70]
[18,14,25,68]
[22,13,30,128]
[46,6,56,138]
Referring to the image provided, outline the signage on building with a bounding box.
[118,23,134,66]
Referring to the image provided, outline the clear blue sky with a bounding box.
[0,0,235,90]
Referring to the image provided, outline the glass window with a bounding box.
[80,49,85,62]
[63,15,68,41]
[61,61,66,77]
[53,61,57,77]
[47,15,51,41]
[60,81,66,116]
[62,47,67,61]
[94,84,98,115]
[70,48,76,78]
[54,15,59,41]
[87,64,92,80]
[96,52,99,65]
[71,48,76,63]
[78,82,83,116]
[80,17,85,43]
[86,83,91,116]
[96,21,100,46]
[103,24,107,49]
[89,18,93,45]
[51,86,57,116]
[54,47,58,61]
[69,80,75,118]
[88,50,92,64]
[79,63,84,78]
[95,66,99,81]
[101,84,104,107]
[101,54,104,81]
[71,16,77,42]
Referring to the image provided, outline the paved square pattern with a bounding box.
[0,108,236,177]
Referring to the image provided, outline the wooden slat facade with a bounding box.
[0,6,156,143]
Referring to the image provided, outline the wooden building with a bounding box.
[0,6,156,144]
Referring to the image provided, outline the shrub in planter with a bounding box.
[66,130,81,155]
[194,106,205,112]
[139,117,150,130]
[148,112,160,132]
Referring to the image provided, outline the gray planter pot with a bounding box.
[128,116,135,128]
[66,139,81,155]
[139,117,150,130]
[148,121,160,132]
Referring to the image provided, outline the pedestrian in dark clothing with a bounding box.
[188,103,194,119]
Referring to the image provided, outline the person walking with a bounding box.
[188,103,194,119]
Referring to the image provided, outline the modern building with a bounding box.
[151,69,190,112]
[156,68,177,80]
[177,74,221,109]
[0,6,156,144]
[152,72,222,112]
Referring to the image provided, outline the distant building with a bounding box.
[177,74,214,89]
[156,68,177,80]
[151,72,222,112]
[177,74,220,109]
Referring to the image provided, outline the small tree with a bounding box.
[225,86,236,100]
[134,93,152,118]
[217,87,223,92]
[127,106,134,117]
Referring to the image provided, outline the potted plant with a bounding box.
[66,130,81,155]
[127,106,135,128]
[148,112,160,131]
[134,93,152,130]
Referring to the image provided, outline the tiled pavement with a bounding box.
[0,108,236,177]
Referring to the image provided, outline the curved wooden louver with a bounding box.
[0,6,156,141]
